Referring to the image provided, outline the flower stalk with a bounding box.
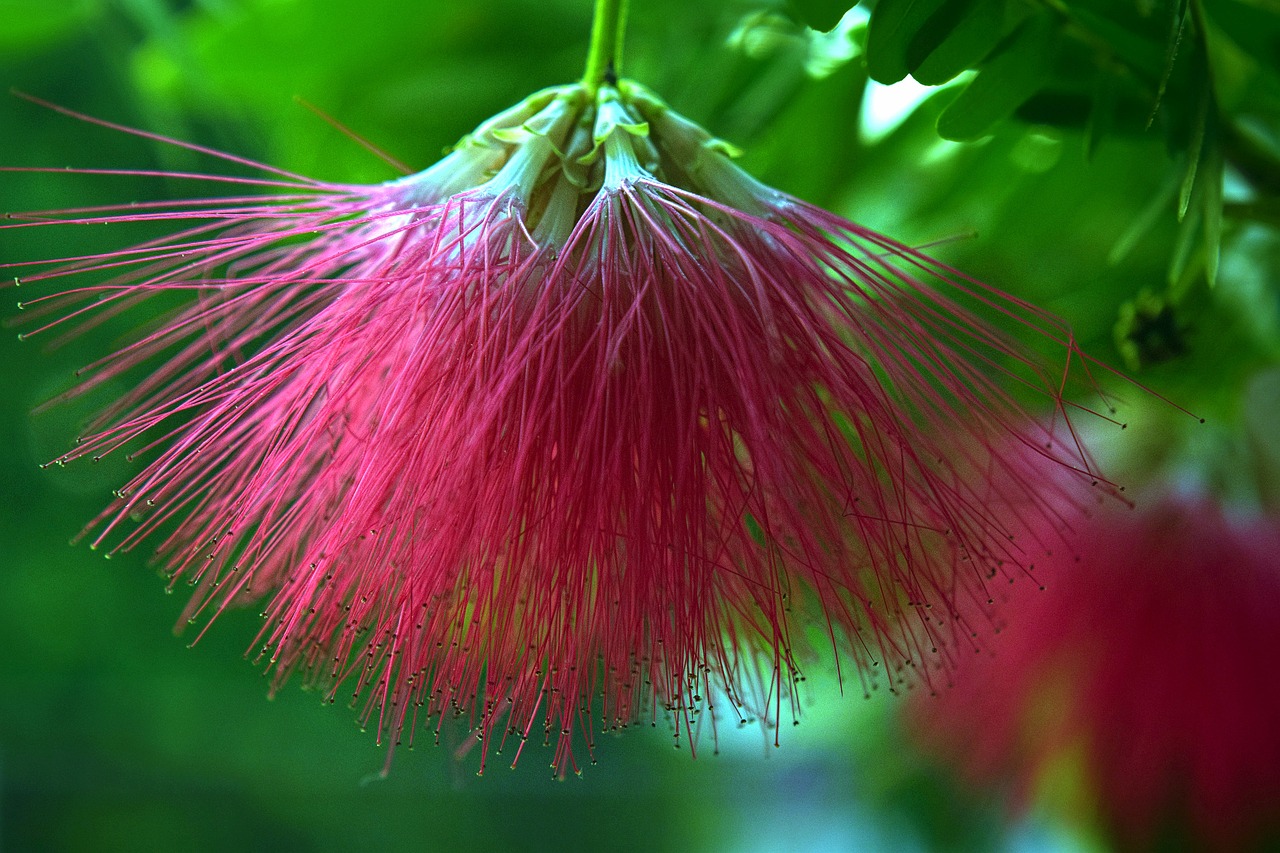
[582,0,630,94]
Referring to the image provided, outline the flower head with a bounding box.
[911,493,1280,850]
[9,80,1120,774]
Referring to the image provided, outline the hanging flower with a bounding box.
[910,492,1280,850]
[7,16,1126,775]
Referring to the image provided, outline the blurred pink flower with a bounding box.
[9,83,1118,774]
[911,493,1280,850]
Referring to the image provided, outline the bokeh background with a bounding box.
[1,1,1277,851]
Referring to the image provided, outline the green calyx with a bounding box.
[392,81,759,245]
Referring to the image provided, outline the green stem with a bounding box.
[582,0,630,94]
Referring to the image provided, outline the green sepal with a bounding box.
[491,127,531,144]
[577,87,649,166]
[705,138,744,159]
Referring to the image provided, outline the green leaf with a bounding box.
[1108,171,1180,265]
[1177,79,1210,221]
[865,0,949,84]
[1200,0,1280,80]
[1056,5,1165,74]
[0,0,101,53]
[1168,200,1202,288]
[1147,0,1190,128]
[935,12,1059,141]
[787,0,858,32]
[1200,0,1280,112]
[1200,136,1224,286]
[1084,66,1118,159]
[912,0,1013,86]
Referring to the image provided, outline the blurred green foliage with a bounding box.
[0,0,1277,851]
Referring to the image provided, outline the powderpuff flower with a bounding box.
[910,493,1280,851]
[8,81,1117,775]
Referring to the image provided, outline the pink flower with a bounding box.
[911,493,1280,850]
[9,83,1119,774]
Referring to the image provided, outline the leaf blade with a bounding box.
[912,0,1013,86]
[865,0,949,84]
[935,12,1059,141]
[787,0,859,32]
